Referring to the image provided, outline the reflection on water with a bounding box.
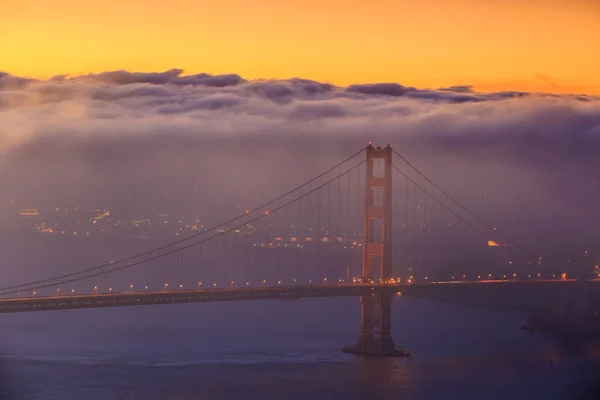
[0,296,599,399]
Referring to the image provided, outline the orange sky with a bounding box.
[2,0,599,94]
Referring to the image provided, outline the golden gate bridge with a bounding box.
[1,144,599,356]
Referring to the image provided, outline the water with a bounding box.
[0,296,599,399]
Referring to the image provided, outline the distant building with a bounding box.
[18,208,40,217]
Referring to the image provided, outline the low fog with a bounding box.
[0,69,599,281]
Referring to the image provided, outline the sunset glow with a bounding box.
[3,0,599,94]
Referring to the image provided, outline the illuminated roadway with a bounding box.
[1,279,597,314]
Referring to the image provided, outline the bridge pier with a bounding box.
[342,290,409,357]
[343,144,409,357]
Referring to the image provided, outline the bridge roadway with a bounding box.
[0,283,404,313]
[0,279,598,314]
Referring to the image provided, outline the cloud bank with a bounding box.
[1,69,598,154]
[0,69,599,248]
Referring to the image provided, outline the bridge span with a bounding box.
[3,280,599,320]
[0,283,404,314]
[3,144,599,356]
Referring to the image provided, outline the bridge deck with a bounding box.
[1,279,597,314]
[0,284,406,314]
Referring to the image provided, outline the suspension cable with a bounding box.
[392,148,539,259]
[0,160,367,296]
[0,147,367,293]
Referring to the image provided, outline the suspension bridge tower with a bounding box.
[343,144,409,357]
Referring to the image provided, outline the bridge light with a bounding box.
[477,276,480,279]
[308,280,312,283]
[277,281,281,285]
[489,274,492,278]
[179,284,183,289]
[109,288,112,292]
[213,283,217,287]
[145,286,148,290]
[130,284,134,289]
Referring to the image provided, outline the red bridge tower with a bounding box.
[343,144,409,357]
